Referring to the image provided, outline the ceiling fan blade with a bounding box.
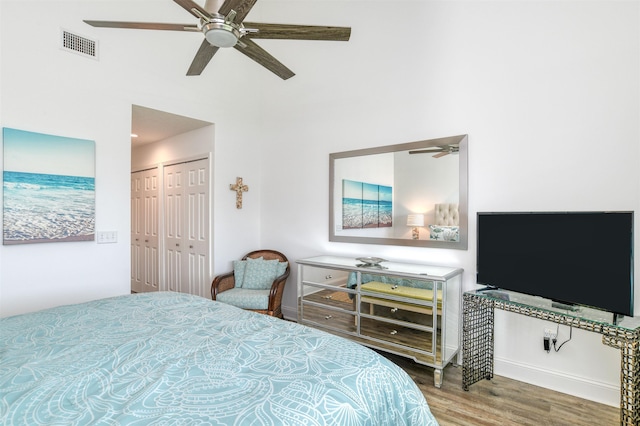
[84,20,198,31]
[432,152,450,158]
[187,39,221,76]
[173,0,213,19]
[234,38,294,80]
[244,23,351,41]
[218,0,257,22]
[408,148,445,155]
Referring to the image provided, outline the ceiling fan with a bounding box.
[408,145,460,158]
[84,0,351,80]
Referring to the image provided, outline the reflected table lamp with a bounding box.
[407,214,425,240]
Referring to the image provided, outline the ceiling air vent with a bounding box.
[61,29,98,60]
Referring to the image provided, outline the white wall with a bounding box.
[1,0,638,409]
[256,1,639,406]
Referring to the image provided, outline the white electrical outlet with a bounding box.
[544,328,557,340]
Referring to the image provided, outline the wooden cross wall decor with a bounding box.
[230,177,249,209]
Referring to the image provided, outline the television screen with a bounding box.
[476,211,634,316]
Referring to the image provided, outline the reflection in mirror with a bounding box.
[329,135,468,249]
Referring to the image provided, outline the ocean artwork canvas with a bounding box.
[3,128,95,245]
[342,179,392,229]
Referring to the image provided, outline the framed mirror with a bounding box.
[329,134,468,249]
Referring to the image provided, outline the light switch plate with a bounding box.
[97,231,117,244]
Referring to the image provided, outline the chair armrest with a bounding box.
[211,271,236,300]
[267,268,290,312]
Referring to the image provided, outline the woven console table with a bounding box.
[462,289,640,426]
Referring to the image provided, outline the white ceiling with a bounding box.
[131,105,212,146]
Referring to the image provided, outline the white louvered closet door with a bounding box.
[131,168,159,293]
[164,158,210,298]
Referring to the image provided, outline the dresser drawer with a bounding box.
[300,265,349,287]
[300,302,356,334]
[302,286,355,310]
[359,316,438,355]
[360,280,442,306]
[359,296,438,328]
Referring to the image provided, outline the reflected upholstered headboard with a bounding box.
[434,203,459,226]
[430,204,460,242]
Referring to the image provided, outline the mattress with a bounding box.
[0,291,438,425]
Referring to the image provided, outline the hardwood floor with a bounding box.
[381,352,620,426]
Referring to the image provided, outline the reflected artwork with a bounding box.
[342,179,392,229]
[3,128,95,245]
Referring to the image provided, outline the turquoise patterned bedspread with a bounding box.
[0,292,437,425]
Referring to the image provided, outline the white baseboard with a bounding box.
[282,304,297,321]
[495,357,619,407]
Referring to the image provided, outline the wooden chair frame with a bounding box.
[211,249,290,318]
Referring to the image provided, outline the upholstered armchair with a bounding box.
[211,250,290,318]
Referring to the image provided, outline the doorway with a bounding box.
[130,105,213,297]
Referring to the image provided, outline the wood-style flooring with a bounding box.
[381,352,620,426]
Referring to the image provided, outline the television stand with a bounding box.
[462,289,640,426]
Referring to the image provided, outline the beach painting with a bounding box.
[342,179,392,229]
[3,128,95,245]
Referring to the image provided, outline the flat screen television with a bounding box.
[476,211,634,317]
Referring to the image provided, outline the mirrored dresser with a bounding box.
[297,255,463,387]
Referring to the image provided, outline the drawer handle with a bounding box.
[390,330,398,335]
[323,295,333,299]
[391,285,398,290]
[325,315,332,320]
[325,275,333,279]
[390,307,398,313]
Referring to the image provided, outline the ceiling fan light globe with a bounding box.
[205,28,237,47]
[203,21,239,48]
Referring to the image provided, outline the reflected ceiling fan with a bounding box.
[84,0,351,80]
[408,145,460,158]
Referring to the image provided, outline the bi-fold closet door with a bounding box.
[131,168,159,293]
[131,157,210,297]
[164,158,210,298]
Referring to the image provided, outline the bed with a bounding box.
[0,291,438,425]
